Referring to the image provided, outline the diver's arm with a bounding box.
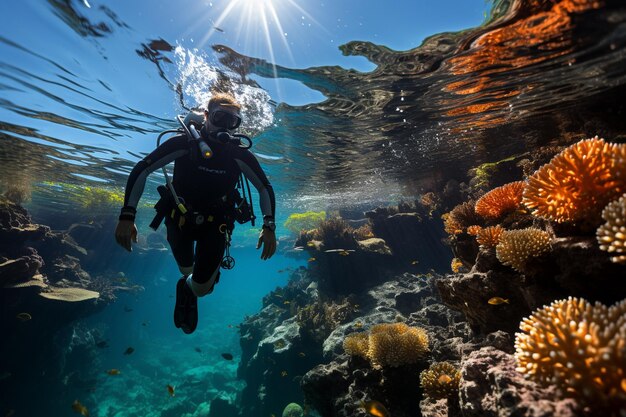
[234,150,276,226]
[119,134,189,220]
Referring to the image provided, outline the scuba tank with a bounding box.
[149,111,256,230]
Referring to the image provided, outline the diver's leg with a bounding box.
[186,228,227,297]
[166,221,197,333]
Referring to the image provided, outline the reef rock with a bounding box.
[459,347,580,417]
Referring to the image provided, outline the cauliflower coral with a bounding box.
[495,228,551,272]
[597,193,626,264]
[523,137,626,223]
[475,181,525,220]
[343,322,429,367]
[420,361,461,400]
[515,297,626,412]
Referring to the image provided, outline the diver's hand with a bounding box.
[115,220,138,252]
[256,228,276,260]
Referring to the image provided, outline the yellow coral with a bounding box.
[343,332,369,358]
[523,137,626,223]
[476,225,505,249]
[284,211,326,234]
[451,258,464,273]
[515,297,626,412]
[475,181,525,220]
[420,362,461,400]
[367,323,429,367]
[495,228,551,272]
[343,323,429,368]
[596,194,626,264]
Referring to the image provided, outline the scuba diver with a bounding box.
[114,92,276,334]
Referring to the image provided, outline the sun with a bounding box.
[191,0,321,68]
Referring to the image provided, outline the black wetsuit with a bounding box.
[120,128,275,285]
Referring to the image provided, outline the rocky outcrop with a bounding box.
[459,347,580,417]
[437,236,626,335]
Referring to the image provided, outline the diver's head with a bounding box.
[204,92,242,136]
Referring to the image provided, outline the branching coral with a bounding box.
[476,225,505,249]
[298,298,356,343]
[420,362,462,400]
[475,181,525,220]
[495,228,551,272]
[443,201,480,235]
[596,193,626,264]
[522,137,626,223]
[343,323,429,367]
[515,297,626,412]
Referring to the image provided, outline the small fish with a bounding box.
[195,347,202,353]
[123,306,133,312]
[361,400,390,417]
[298,352,306,357]
[488,297,510,305]
[281,370,288,377]
[438,374,452,384]
[123,347,135,355]
[411,260,419,265]
[339,250,350,256]
[141,322,148,326]
[167,384,175,396]
[213,26,224,33]
[306,241,316,247]
[293,246,304,251]
[307,257,316,262]
[71,399,89,416]
[283,301,291,305]
[221,353,234,360]
[16,312,32,322]
[95,341,109,348]
[106,369,121,375]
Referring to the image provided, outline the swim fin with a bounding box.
[174,277,198,334]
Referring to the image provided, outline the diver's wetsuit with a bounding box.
[120,127,275,294]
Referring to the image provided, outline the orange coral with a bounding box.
[476,225,505,249]
[443,201,480,235]
[467,225,482,236]
[475,181,526,220]
[523,137,626,223]
[515,297,626,411]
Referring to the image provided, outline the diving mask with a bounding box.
[209,110,242,130]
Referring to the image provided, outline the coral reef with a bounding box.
[515,297,626,413]
[476,225,504,249]
[522,137,626,224]
[596,193,626,264]
[495,228,551,273]
[442,201,480,236]
[474,181,525,220]
[419,361,461,400]
[284,211,326,235]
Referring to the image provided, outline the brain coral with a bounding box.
[344,323,429,368]
[420,361,461,400]
[475,181,526,220]
[495,228,551,272]
[596,193,626,264]
[476,225,505,249]
[515,297,626,412]
[523,137,626,223]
